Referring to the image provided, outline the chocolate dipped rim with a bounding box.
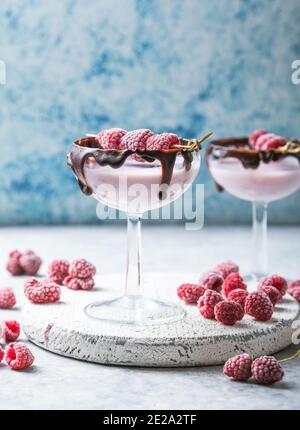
[68,133,212,197]
[206,136,300,170]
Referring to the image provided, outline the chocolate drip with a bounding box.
[68,136,197,200]
[206,136,300,192]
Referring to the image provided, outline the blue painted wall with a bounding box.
[0,0,300,224]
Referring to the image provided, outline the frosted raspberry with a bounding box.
[8,250,22,259]
[288,279,300,294]
[0,287,16,309]
[249,129,267,147]
[24,279,61,304]
[251,356,284,385]
[177,283,205,304]
[3,320,21,341]
[120,129,154,151]
[5,342,34,370]
[69,259,96,280]
[258,275,287,298]
[224,353,253,381]
[96,128,126,150]
[198,271,224,293]
[227,288,249,308]
[223,272,247,298]
[258,285,281,305]
[146,133,179,151]
[0,347,4,362]
[215,301,244,325]
[255,133,287,151]
[213,260,239,280]
[289,287,300,303]
[19,253,42,276]
[48,259,70,284]
[245,291,273,321]
[6,255,24,276]
[63,276,95,291]
[198,290,224,319]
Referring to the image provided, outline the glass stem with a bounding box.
[252,202,268,277]
[124,215,143,298]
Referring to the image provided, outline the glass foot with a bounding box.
[84,295,186,326]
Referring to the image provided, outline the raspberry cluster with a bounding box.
[95,128,180,152]
[47,258,96,291]
[6,249,42,276]
[249,129,287,151]
[224,353,284,385]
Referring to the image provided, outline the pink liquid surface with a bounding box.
[209,157,300,202]
[84,153,200,214]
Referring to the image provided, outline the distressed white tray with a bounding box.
[22,273,299,367]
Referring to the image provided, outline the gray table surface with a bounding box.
[0,224,299,410]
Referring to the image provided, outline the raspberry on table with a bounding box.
[0,347,4,362]
[213,260,239,280]
[6,256,24,276]
[19,253,42,276]
[146,133,179,151]
[198,290,224,319]
[258,274,288,298]
[224,353,253,381]
[96,128,127,150]
[24,279,61,304]
[0,287,16,309]
[227,288,249,308]
[249,129,267,147]
[198,271,224,293]
[251,356,284,385]
[3,320,21,341]
[245,291,273,321]
[69,259,96,280]
[289,287,300,303]
[223,272,247,298]
[120,129,154,151]
[48,259,70,285]
[5,342,34,370]
[215,301,244,325]
[177,283,205,304]
[258,285,281,305]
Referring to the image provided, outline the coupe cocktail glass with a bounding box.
[206,137,300,280]
[68,133,210,325]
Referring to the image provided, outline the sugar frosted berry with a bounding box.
[289,287,300,303]
[223,272,247,298]
[120,129,154,151]
[224,353,253,381]
[0,287,16,309]
[5,342,34,370]
[69,259,96,280]
[96,128,126,150]
[48,259,70,284]
[213,260,239,280]
[288,279,300,294]
[214,301,244,325]
[258,285,281,305]
[3,320,21,341]
[227,288,249,308]
[146,133,179,151]
[24,279,61,304]
[251,356,284,385]
[63,276,95,291]
[249,129,267,147]
[198,271,224,293]
[258,275,287,298]
[198,290,224,319]
[177,283,205,304]
[245,291,273,321]
[6,253,24,276]
[19,253,42,276]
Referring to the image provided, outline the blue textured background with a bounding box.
[0,0,300,225]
